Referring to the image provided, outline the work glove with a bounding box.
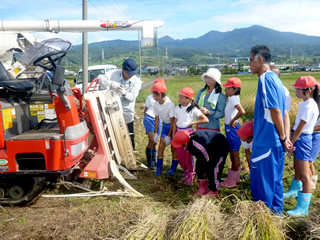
[110,81,122,90]
[97,74,111,88]
[164,136,171,146]
[116,85,127,96]
[153,133,159,144]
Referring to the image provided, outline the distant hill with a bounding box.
[65,25,320,67]
[158,25,320,56]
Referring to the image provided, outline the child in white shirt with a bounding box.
[151,82,176,176]
[171,87,208,185]
[285,76,319,217]
[220,78,245,188]
[143,79,164,169]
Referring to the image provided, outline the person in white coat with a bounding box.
[98,58,142,149]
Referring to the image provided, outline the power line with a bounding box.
[88,0,109,18]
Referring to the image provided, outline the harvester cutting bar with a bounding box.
[80,91,142,197]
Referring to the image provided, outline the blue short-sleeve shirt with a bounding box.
[253,71,286,148]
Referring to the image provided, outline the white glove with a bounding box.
[153,133,159,144]
[164,136,171,146]
[97,74,111,88]
[110,81,122,90]
[116,85,127,96]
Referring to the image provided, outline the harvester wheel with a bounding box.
[8,185,24,200]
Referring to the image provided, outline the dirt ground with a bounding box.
[0,170,196,240]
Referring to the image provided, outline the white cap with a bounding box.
[201,68,221,85]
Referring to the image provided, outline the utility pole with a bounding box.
[101,48,104,62]
[82,0,88,94]
[165,46,168,76]
[138,30,142,78]
[157,47,160,77]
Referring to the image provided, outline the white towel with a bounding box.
[207,89,220,110]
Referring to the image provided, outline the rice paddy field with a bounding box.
[0,72,320,239]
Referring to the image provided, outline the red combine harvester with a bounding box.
[0,38,141,205]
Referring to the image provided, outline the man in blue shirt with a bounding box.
[249,45,294,213]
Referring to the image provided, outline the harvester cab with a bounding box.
[0,38,141,205]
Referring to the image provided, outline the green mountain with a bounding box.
[65,25,320,69]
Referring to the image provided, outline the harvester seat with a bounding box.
[0,62,34,92]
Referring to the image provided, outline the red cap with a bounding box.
[292,76,316,89]
[316,81,320,89]
[171,131,190,148]
[236,121,253,139]
[154,78,165,85]
[178,87,195,99]
[223,77,241,88]
[149,82,167,93]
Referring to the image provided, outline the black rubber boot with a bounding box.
[150,149,157,169]
[146,148,155,169]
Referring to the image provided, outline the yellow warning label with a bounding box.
[37,111,45,122]
[86,172,96,178]
[2,108,13,129]
[12,67,21,74]
[30,104,39,110]
[30,104,45,118]
[30,104,38,116]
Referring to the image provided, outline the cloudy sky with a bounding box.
[0,0,319,44]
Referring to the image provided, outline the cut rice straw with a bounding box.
[168,197,223,240]
[305,202,320,240]
[224,200,287,240]
[124,208,170,240]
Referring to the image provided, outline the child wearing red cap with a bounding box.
[171,87,209,184]
[171,130,229,197]
[143,79,165,169]
[220,77,245,188]
[237,121,254,172]
[150,82,176,176]
[285,76,319,217]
